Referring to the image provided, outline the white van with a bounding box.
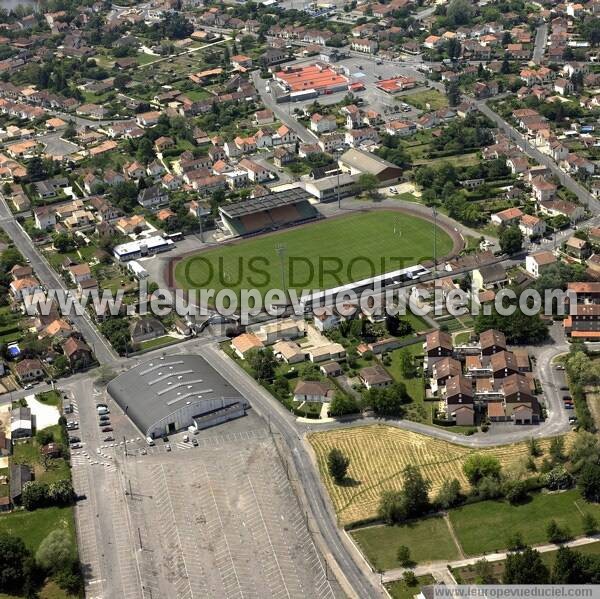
[97,407,109,415]
[146,437,155,446]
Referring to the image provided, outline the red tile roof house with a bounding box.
[62,336,93,369]
[293,380,332,403]
[14,358,44,382]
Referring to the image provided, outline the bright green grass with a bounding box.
[0,506,76,554]
[450,490,600,556]
[403,89,448,111]
[351,516,460,570]
[138,335,180,351]
[386,574,436,599]
[175,211,453,296]
[386,343,426,403]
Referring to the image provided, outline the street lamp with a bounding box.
[335,147,344,209]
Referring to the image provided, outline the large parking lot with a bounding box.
[126,417,340,599]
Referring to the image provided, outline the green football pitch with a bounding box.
[174,210,454,296]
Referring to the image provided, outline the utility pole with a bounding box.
[275,243,287,293]
[432,204,438,275]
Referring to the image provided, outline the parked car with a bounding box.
[103,436,115,442]
[69,436,81,444]
[99,415,110,421]
[192,438,198,447]
[101,427,113,433]
[563,395,572,402]
[165,443,171,452]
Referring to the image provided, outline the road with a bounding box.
[476,100,600,213]
[251,70,320,145]
[199,343,383,598]
[0,196,119,365]
[533,23,548,64]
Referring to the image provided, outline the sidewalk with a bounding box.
[382,534,600,583]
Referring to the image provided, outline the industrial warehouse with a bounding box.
[107,354,249,439]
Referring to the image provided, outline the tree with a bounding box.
[474,558,496,584]
[446,80,460,107]
[506,532,525,551]
[327,448,350,484]
[0,534,30,592]
[136,137,155,164]
[398,348,415,378]
[504,547,550,584]
[578,463,600,502]
[446,0,473,25]
[396,545,412,567]
[435,478,462,509]
[246,348,276,382]
[503,480,528,505]
[552,546,588,583]
[528,437,542,457]
[52,232,76,253]
[48,480,75,505]
[357,173,379,198]
[549,436,566,463]
[582,512,598,536]
[329,392,359,416]
[26,156,46,181]
[499,224,523,255]
[547,519,572,544]
[378,465,430,523]
[36,529,73,574]
[36,429,53,446]
[462,454,501,486]
[21,481,49,511]
[542,466,573,491]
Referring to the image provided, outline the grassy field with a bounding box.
[351,491,600,569]
[351,516,459,569]
[450,489,600,555]
[403,89,448,111]
[308,425,574,525]
[454,541,600,583]
[386,574,435,599]
[174,211,453,296]
[12,424,70,484]
[138,335,180,351]
[0,506,76,553]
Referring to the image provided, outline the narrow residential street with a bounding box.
[476,101,600,212]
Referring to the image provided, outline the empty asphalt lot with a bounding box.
[126,422,341,599]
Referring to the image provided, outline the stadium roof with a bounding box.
[220,187,312,219]
[107,354,242,435]
[339,148,402,177]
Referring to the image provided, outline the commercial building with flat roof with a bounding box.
[112,235,174,261]
[107,354,249,438]
[273,63,350,95]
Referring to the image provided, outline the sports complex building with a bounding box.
[107,354,249,439]
[218,187,319,237]
[273,63,350,99]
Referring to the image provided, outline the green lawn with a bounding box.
[351,516,460,570]
[175,211,453,297]
[403,89,448,111]
[386,343,426,403]
[138,335,180,351]
[36,390,61,406]
[454,331,473,345]
[450,490,600,556]
[0,506,76,554]
[386,574,436,599]
[0,467,8,498]
[12,424,70,485]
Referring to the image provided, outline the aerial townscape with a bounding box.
[2,0,600,597]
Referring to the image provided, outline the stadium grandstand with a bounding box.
[218,187,319,237]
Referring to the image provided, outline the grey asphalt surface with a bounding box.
[533,23,548,64]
